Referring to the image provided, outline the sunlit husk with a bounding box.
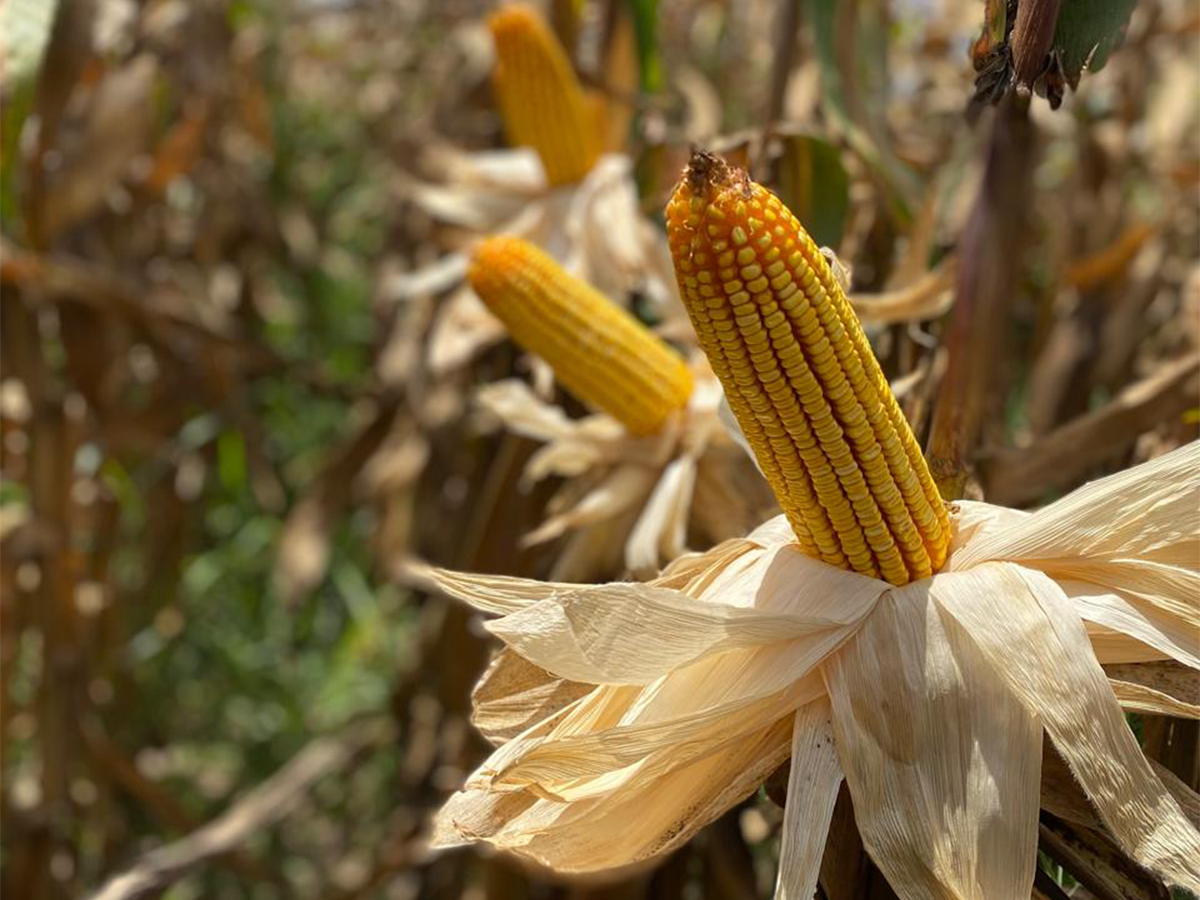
[1107,677,1199,718]
[431,441,1200,895]
[472,649,594,745]
[929,563,1199,886]
[774,699,842,900]
[474,370,765,581]
[823,573,1042,899]
[396,152,691,376]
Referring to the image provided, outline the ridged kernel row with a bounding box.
[664,151,950,585]
[489,4,600,186]
[469,237,693,436]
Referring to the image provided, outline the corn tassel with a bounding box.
[469,236,693,436]
[489,4,600,186]
[665,151,949,585]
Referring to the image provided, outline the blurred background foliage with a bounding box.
[1,0,1197,899]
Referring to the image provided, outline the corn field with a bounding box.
[1,1,1198,899]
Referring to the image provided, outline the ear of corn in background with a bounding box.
[488,3,601,186]
[469,236,693,436]
[665,151,950,586]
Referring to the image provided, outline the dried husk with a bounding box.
[394,152,690,375]
[473,370,756,580]
[430,441,1200,896]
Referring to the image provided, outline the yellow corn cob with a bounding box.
[469,236,693,436]
[665,151,949,585]
[489,4,600,187]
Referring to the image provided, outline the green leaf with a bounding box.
[983,0,1008,49]
[805,0,920,223]
[1053,0,1138,87]
[217,430,248,493]
[773,132,850,249]
[627,0,662,93]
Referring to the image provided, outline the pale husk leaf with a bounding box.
[524,431,622,482]
[949,443,1199,669]
[701,542,883,622]
[484,569,872,789]
[850,261,956,325]
[476,379,581,444]
[446,147,546,190]
[1085,624,1176,663]
[429,568,573,614]
[774,698,843,900]
[652,537,760,594]
[484,673,823,801]
[823,581,1041,900]
[435,540,885,687]
[546,506,641,583]
[476,380,628,483]
[948,441,1199,571]
[432,712,792,872]
[744,512,802,549]
[1061,578,1199,667]
[933,562,1200,890]
[406,180,527,231]
[1103,660,1199,703]
[436,539,882,810]
[471,649,595,745]
[483,578,864,686]
[522,464,657,547]
[565,154,681,310]
[427,287,507,375]
[624,454,697,574]
[383,251,469,301]
[1107,679,1200,718]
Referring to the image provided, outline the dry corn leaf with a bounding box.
[522,465,658,547]
[850,260,957,325]
[934,562,1197,885]
[272,402,401,605]
[1104,660,1199,707]
[981,353,1200,506]
[37,54,157,241]
[546,505,643,583]
[623,454,697,575]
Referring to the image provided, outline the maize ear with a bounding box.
[665,151,949,585]
[469,236,693,436]
[489,4,600,187]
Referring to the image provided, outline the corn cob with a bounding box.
[469,236,693,436]
[489,4,600,187]
[665,151,949,585]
